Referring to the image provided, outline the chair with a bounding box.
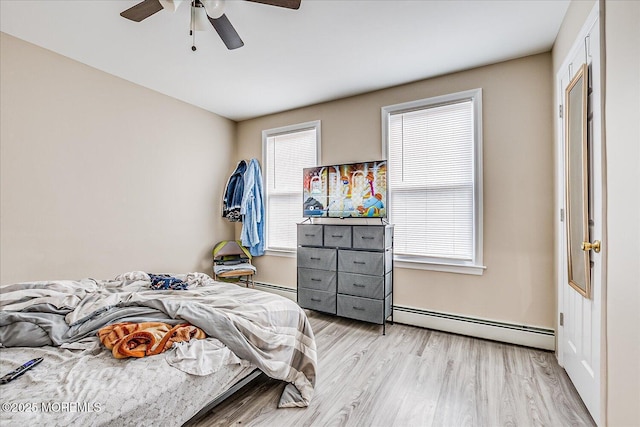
[212,240,256,288]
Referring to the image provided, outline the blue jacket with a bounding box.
[240,159,265,256]
[223,160,247,222]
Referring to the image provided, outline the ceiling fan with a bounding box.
[120,0,301,50]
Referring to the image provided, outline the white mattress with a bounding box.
[0,341,256,426]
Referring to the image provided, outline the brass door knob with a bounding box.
[581,240,601,253]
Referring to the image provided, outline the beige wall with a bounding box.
[238,53,555,328]
[0,33,236,284]
[604,1,640,425]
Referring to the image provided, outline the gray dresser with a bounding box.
[297,223,393,333]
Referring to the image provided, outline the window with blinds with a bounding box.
[382,89,484,273]
[263,121,320,252]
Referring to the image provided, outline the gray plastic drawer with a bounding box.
[338,271,391,299]
[297,247,337,270]
[324,225,352,248]
[337,294,385,324]
[352,226,387,250]
[298,268,336,292]
[297,224,324,247]
[338,250,384,276]
[298,288,336,314]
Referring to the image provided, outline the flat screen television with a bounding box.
[303,160,387,218]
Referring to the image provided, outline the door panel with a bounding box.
[557,11,603,426]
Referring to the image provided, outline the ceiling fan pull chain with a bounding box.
[190,1,197,51]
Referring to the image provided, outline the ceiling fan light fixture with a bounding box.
[120,0,300,51]
[201,0,225,19]
[159,0,185,12]
[191,3,211,31]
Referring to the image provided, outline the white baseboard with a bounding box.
[254,283,555,351]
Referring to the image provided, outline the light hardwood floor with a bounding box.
[189,311,595,427]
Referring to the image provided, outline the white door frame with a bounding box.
[555,2,607,425]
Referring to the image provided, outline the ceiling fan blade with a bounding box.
[120,0,164,22]
[245,0,301,10]
[208,14,244,50]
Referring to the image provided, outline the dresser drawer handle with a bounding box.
[331,234,343,238]
[353,261,366,265]
[311,278,321,282]
[361,236,375,240]
[310,257,321,260]
[353,306,365,311]
[304,234,316,237]
[311,298,321,302]
[353,283,365,288]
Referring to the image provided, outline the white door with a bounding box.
[556,8,604,425]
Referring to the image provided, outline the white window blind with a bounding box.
[384,89,483,270]
[264,123,319,251]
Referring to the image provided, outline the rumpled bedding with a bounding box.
[0,341,255,427]
[167,338,244,375]
[0,272,317,408]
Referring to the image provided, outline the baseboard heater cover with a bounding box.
[254,282,297,302]
[392,305,555,351]
[253,283,555,351]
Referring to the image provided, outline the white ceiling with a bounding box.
[0,0,569,121]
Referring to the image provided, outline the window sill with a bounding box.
[264,249,296,258]
[394,257,486,276]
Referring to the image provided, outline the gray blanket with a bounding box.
[0,272,316,408]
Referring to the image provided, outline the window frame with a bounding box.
[262,120,321,256]
[381,89,485,275]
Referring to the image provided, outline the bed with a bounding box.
[0,272,317,426]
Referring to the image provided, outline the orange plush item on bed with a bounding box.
[98,322,206,359]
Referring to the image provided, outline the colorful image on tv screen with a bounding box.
[303,161,387,218]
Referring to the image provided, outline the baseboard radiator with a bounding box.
[253,282,555,351]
